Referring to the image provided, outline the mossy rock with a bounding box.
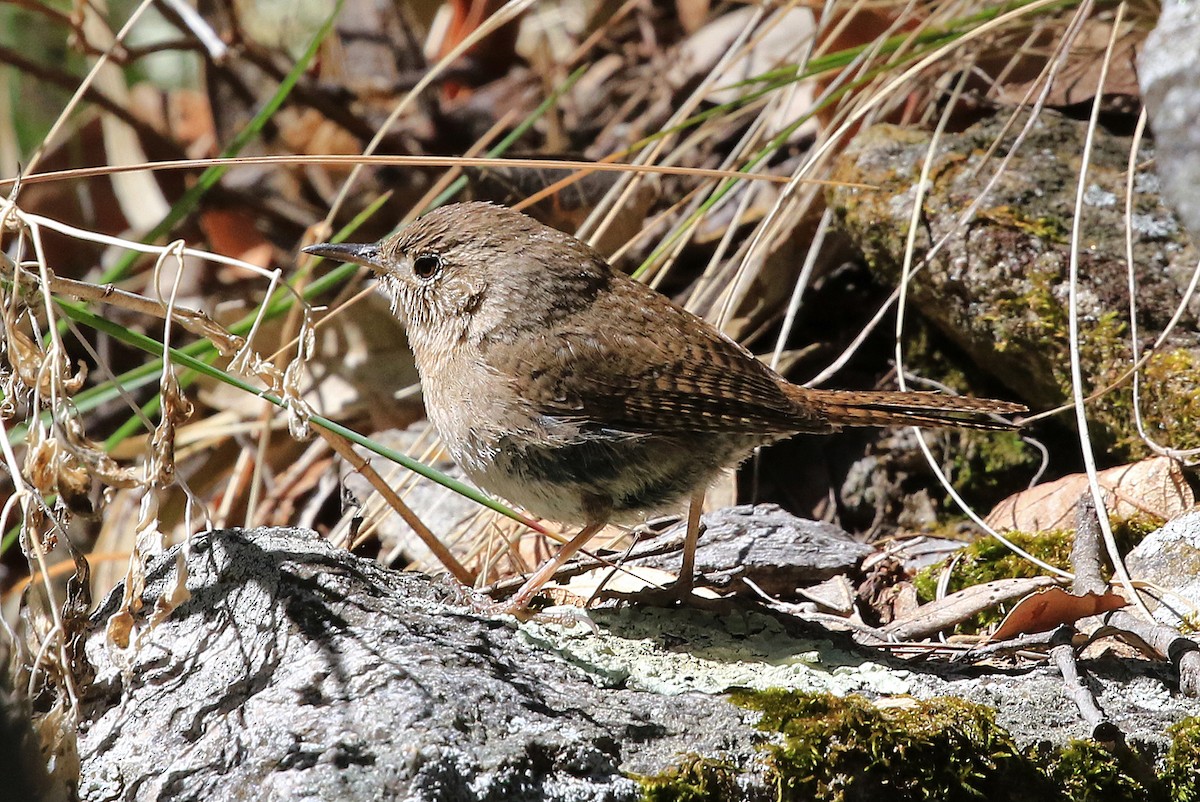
[827,112,1200,458]
[910,518,1161,633]
[638,757,744,802]
[647,690,1200,802]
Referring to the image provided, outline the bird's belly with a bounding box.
[448,424,754,525]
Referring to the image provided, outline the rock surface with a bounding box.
[1127,511,1200,629]
[621,503,874,595]
[76,527,770,802]
[1142,0,1200,238]
[77,527,1200,801]
[827,111,1200,454]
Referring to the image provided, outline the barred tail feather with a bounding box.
[789,387,1026,431]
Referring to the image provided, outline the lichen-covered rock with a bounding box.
[1126,511,1200,629]
[623,503,873,595]
[74,527,1200,801]
[76,527,771,802]
[828,112,1200,455]
[1141,0,1200,239]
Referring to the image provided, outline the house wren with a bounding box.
[305,202,1024,611]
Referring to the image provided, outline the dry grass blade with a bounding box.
[319,427,473,585]
[1062,1,1150,618]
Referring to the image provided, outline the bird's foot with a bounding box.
[463,591,597,627]
[600,576,731,611]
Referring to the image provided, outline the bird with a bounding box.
[304,202,1025,613]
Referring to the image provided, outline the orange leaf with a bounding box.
[989,587,1126,642]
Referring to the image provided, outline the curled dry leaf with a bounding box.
[63,418,141,489]
[6,324,48,393]
[225,345,283,392]
[796,574,857,615]
[0,277,87,396]
[985,456,1195,533]
[63,360,87,394]
[284,389,316,440]
[56,454,94,516]
[146,369,193,489]
[25,433,102,515]
[881,576,1060,641]
[106,607,136,651]
[988,587,1127,643]
[25,437,57,497]
[107,549,149,651]
[171,307,244,357]
[22,504,51,551]
[281,314,317,439]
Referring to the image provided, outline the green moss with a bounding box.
[1134,349,1200,453]
[1162,717,1200,802]
[1067,345,1200,458]
[835,140,1200,459]
[909,513,1163,634]
[972,262,1186,461]
[980,276,1200,459]
[979,265,1065,353]
[1112,513,1166,552]
[912,529,1074,621]
[1040,741,1156,802]
[1178,612,1200,637]
[898,322,1039,508]
[978,205,1071,244]
[717,690,1193,801]
[637,757,742,802]
[634,690,1200,800]
[949,429,1040,504]
[729,690,1047,801]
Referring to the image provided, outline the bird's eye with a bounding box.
[412,253,442,280]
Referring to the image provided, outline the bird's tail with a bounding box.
[787,386,1026,431]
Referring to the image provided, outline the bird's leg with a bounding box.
[674,488,706,598]
[600,489,712,608]
[498,520,606,615]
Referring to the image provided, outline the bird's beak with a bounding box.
[302,242,382,270]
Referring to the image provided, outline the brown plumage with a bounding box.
[786,386,1023,431]
[305,202,1025,609]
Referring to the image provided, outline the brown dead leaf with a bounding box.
[985,456,1194,533]
[882,576,1059,641]
[168,89,218,159]
[130,85,217,159]
[796,574,857,615]
[432,0,522,99]
[996,18,1142,108]
[199,207,275,271]
[676,0,711,34]
[277,107,363,158]
[988,586,1127,643]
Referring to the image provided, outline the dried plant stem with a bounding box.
[2,265,241,352]
[318,427,475,586]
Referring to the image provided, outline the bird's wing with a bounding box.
[480,282,831,435]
